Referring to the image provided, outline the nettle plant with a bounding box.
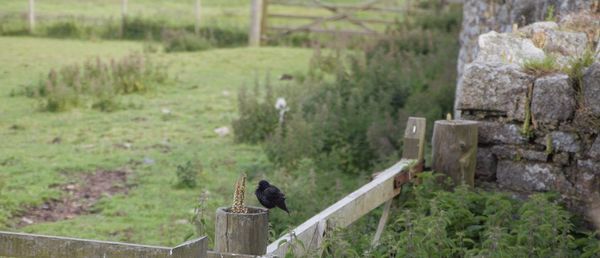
[326,173,600,257]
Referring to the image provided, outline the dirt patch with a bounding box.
[17,169,132,227]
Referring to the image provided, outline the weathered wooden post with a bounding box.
[28,0,35,33]
[194,0,202,35]
[215,207,269,255]
[120,0,128,37]
[214,175,269,256]
[432,119,478,187]
[249,0,264,46]
[371,117,426,247]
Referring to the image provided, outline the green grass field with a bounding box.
[0,0,404,35]
[0,36,314,246]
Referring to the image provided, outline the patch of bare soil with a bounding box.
[17,169,132,227]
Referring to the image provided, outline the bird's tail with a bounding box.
[279,203,290,215]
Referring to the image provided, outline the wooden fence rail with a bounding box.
[263,117,426,257]
[0,231,208,258]
[265,159,416,257]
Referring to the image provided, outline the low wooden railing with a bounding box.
[0,231,207,258]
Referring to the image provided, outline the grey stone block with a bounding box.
[583,62,600,115]
[589,137,600,161]
[457,62,533,121]
[536,131,581,153]
[478,122,527,145]
[497,161,566,192]
[553,153,570,165]
[476,147,497,181]
[491,145,549,162]
[575,160,600,197]
[531,74,576,125]
[475,31,545,66]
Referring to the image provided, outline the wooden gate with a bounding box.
[249,0,413,45]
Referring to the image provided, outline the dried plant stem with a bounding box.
[231,174,248,213]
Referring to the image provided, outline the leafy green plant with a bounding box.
[564,49,595,96]
[175,161,199,189]
[322,172,599,257]
[545,5,556,22]
[231,78,278,144]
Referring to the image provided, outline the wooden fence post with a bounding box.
[249,0,264,46]
[194,0,202,35]
[28,0,35,33]
[432,120,478,187]
[371,117,426,247]
[214,206,269,256]
[120,0,128,37]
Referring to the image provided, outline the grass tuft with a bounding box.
[522,55,560,76]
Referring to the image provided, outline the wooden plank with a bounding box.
[264,159,414,257]
[268,1,405,13]
[371,117,426,247]
[207,250,258,258]
[28,0,35,33]
[370,199,392,246]
[194,0,202,35]
[267,13,396,25]
[249,0,264,46]
[268,26,378,36]
[0,231,207,258]
[402,117,427,162]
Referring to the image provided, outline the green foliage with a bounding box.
[175,161,200,189]
[523,55,560,76]
[162,30,213,52]
[194,26,248,48]
[235,7,461,173]
[45,20,85,38]
[231,78,278,144]
[264,158,359,236]
[564,49,595,93]
[121,16,165,40]
[545,5,556,22]
[17,53,167,112]
[326,173,599,257]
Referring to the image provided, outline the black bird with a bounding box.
[255,180,289,214]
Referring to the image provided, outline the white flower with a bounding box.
[275,97,287,110]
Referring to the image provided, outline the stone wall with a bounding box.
[455,0,594,117]
[454,4,600,219]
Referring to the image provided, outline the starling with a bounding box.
[255,180,289,214]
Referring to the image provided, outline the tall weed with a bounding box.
[17,53,167,112]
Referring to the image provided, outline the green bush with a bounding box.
[234,6,460,172]
[121,16,165,40]
[195,26,247,48]
[162,30,213,52]
[45,20,83,38]
[313,172,600,257]
[231,79,279,144]
[175,161,199,189]
[17,53,167,112]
